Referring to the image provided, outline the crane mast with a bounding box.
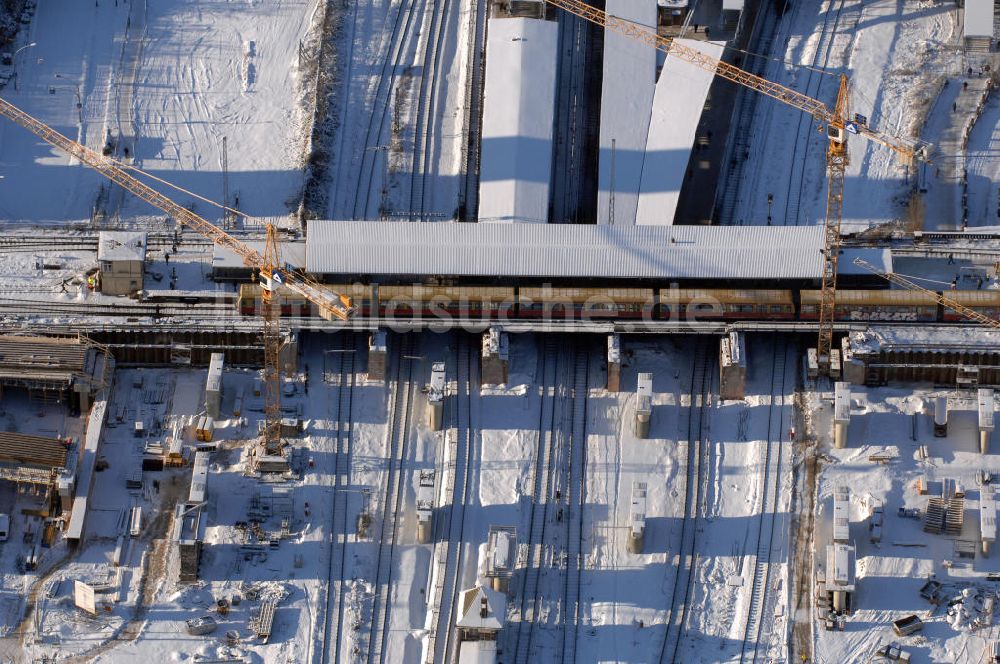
[0,95,354,462]
[817,76,851,368]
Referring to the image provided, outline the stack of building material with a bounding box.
[923,495,966,536]
[250,598,278,642]
[946,496,966,536]
[924,497,946,534]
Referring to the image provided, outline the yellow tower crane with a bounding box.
[852,257,1000,329]
[0,96,354,459]
[543,0,928,371]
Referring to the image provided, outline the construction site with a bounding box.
[0,0,997,662]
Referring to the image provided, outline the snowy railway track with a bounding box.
[458,0,488,220]
[350,0,426,220]
[318,333,358,664]
[408,0,452,220]
[550,10,590,223]
[659,342,712,664]
[364,335,416,664]
[739,339,790,663]
[511,337,563,664]
[782,0,849,226]
[0,298,236,320]
[510,337,590,664]
[0,233,211,253]
[426,333,478,664]
[561,345,591,664]
[715,0,783,225]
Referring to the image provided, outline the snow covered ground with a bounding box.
[0,0,322,225]
[0,1,132,221]
[127,0,321,220]
[731,0,956,229]
[806,383,1000,663]
[966,92,1000,226]
[323,0,477,220]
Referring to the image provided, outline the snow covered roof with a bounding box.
[458,640,498,664]
[964,0,994,38]
[305,221,827,280]
[212,240,306,271]
[849,325,1000,354]
[189,451,209,505]
[478,17,559,224]
[826,543,855,588]
[838,248,892,276]
[98,231,146,262]
[636,39,724,226]
[597,0,658,226]
[455,585,506,631]
[833,486,850,542]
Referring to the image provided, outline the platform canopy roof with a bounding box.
[306,221,846,281]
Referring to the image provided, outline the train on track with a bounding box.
[236,284,1000,324]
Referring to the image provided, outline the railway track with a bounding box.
[561,345,590,663]
[350,0,427,220]
[425,333,479,663]
[511,337,562,664]
[714,0,783,225]
[365,334,416,664]
[408,0,452,220]
[0,298,236,320]
[739,339,790,663]
[319,333,358,664]
[782,0,850,226]
[550,10,590,224]
[457,0,488,220]
[658,342,712,664]
[0,232,212,253]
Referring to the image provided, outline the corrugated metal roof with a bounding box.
[306,221,827,280]
[478,18,559,224]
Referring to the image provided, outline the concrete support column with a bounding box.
[607,335,621,392]
[834,382,850,449]
[428,362,446,431]
[719,331,746,400]
[979,389,994,454]
[635,372,652,439]
[482,327,509,386]
[368,329,387,381]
